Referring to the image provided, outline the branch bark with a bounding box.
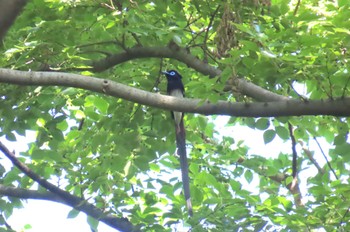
[0,184,65,203]
[0,141,140,232]
[0,0,28,41]
[1,68,350,117]
[300,141,325,175]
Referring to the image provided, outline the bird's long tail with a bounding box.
[175,119,193,216]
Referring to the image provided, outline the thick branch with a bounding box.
[0,0,28,41]
[0,141,139,232]
[91,43,220,77]
[90,43,287,102]
[1,68,350,117]
[0,184,65,203]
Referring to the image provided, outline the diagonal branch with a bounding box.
[0,213,15,232]
[1,68,350,117]
[300,141,325,175]
[313,136,338,179]
[0,141,140,232]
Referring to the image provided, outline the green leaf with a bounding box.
[244,170,253,183]
[334,134,346,145]
[93,96,109,114]
[275,126,289,140]
[255,118,270,130]
[31,149,63,162]
[263,130,276,144]
[5,132,16,141]
[67,209,80,219]
[244,118,256,129]
[87,216,99,231]
[24,224,32,229]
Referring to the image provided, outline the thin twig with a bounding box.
[300,141,325,174]
[185,28,207,48]
[290,81,308,101]
[339,208,350,228]
[293,0,301,16]
[203,5,221,62]
[131,32,142,46]
[76,40,119,48]
[129,60,164,121]
[341,75,350,98]
[325,56,334,99]
[313,136,338,179]
[288,123,297,178]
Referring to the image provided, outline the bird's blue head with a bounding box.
[162,70,182,80]
[162,70,184,94]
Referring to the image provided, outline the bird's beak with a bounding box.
[161,71,169,75]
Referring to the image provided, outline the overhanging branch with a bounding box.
[89,42,287,102]
[1,68,350,116]
[91,42,220,77]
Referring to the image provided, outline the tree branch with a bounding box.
[0,0,28,41]
[269,173,303,207]
[88,43,288,102]
[0,141,140,232]
[313,136,338,179]
[288,123,298,178]
[1,68,350,117]
[0,184,65,203]
[300,141,325,175]
[0,213,15,232]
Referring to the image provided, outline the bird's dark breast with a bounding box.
[167,79,184,94]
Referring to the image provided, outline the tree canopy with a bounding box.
[0,0,350,231]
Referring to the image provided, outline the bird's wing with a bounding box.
[169,89,184,127]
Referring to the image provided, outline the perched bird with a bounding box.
[162,70,193,216]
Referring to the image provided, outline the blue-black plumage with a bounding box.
[162,70,193,216]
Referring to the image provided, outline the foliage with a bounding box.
[1,0,350,231]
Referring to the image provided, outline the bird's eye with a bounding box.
[170,71,176,76]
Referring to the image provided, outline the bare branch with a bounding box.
[288,123,298,178]
[1,68,350,117]
[313,136,338,179]
[300,141,325,175]
[293,0,301,16]
[0,141,140,232]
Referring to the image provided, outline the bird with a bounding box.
[162,70,193,216]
